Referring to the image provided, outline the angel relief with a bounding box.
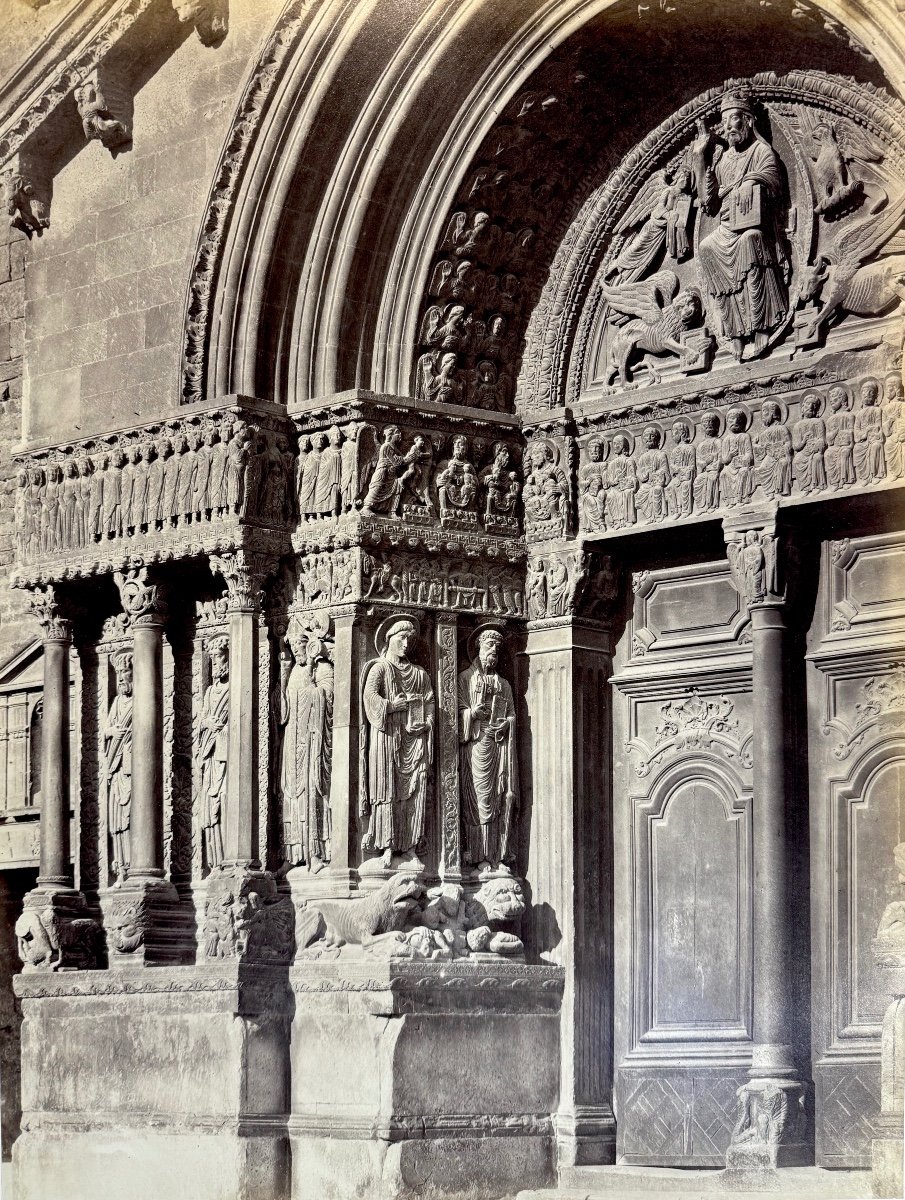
[589,76,905,396]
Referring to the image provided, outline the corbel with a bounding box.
[171,0,229,48]
[73,66,132,153]
[1,151,51,236]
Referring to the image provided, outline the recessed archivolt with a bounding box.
[178,0,905,410]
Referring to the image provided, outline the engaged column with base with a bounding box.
[723,510,809,1176]
[15,587,99,972]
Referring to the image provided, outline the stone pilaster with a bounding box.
[436,611,462,882]
[204,551,293,966]
[521,545,617,1166]
[723,509,808,1174]
[16,588,99,972]
[101,567,190,966]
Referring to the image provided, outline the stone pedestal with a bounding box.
[288,960,563,1200]
[13,963,292,1200]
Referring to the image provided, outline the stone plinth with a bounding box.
[288,959,564,1200]
[13,963,292,1200]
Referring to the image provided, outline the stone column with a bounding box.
[16,587,98,972]
[723,512,807,1174]
[522,546,617,1167]
[205,551,293,965]
[103,567,188,966]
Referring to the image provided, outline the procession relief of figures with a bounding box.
[575,371,905,536]
[15,408,295,566]
[293,421,522,538]
[572,75,905,402]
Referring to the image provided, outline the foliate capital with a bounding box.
[28,586,72,644]
[210,550,277,613]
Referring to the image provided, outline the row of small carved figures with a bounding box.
[570,375,905,533]
[296,424,521,529]
[14,420,296,560]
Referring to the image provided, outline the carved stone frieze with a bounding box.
[573,370,905,538]
[289,393,523,547]
[13,396,294,585]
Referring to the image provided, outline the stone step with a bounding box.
[516,1166,873,1200]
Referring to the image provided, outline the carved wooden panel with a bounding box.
[613,558,753,1166]
[825,534,905,644]
[630,563,748,661]
[810,531,905,1167]
[617,1067,747,1166]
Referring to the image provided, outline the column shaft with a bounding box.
[130,622,164,879]
[225,606,258,868]
[38,638,71,887]
[750,602,792,1059]
[523,619,615,1167]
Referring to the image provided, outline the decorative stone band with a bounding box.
[541,366,905,543]
[288,390,524,548]
[12,395,295,586]
[287,959,565,1016]
[12,960,294,1003]
[288,1113,555,1141]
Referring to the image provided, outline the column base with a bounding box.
[872,1117,904,1199]
[554,1105,617,1167]
[289,959,563,1199]
[202,867,294,964]
[101,880,194,966]
[724,1077,810,1180]
[15,887,100,972]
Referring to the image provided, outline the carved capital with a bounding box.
[723,511,787,609]
[73,67,131,151]
[210,550,276,613]
[171,0,229,47]
[114,564,168,628]
[28,586,72,644]
[16,889,99,972]
[2,153,50,236]
[526,544,620,622]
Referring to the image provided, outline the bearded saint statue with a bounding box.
[458,626,518,876]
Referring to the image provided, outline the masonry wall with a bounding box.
[22,0,281,450]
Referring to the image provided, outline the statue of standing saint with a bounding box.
[360,617,434,871]
[458,627,517,877]
[196,637,229,870]
[280,625,334,872]
[104,652,133,887]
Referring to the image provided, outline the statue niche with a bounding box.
[195,636,229,872]
[103,652,133,887]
